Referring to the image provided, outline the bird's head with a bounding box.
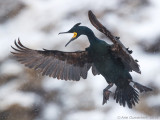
[59,23,83,47]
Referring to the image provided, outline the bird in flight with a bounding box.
[11,10,152,108]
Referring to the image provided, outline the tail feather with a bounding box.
[114,85,139,108]
[133,82,152,93]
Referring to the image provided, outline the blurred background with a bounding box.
[0,0,160,120]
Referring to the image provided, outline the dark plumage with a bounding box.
[11,10,152,108]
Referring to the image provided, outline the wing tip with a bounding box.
[11,38,30,53]
[88,10,94,20]
[88,10,92,15]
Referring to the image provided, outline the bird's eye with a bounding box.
[72,32,77,38]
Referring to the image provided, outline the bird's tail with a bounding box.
[114,85,139,108]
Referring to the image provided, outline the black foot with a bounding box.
[102,89,111,105]
[133,82,152,93]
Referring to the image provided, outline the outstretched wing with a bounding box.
[11,40,100,81]
[88,10,141,74]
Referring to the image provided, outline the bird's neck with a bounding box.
[83,27,98,46]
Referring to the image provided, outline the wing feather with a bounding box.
[88,10,141,74]
[11,40,100,81]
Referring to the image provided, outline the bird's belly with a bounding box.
[93,55,130,84]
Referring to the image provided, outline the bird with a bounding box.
[11,10,152,108]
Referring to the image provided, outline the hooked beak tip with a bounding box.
[58,32,62,35]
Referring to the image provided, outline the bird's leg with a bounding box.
[129,79,152,93]
[102,83,113,105]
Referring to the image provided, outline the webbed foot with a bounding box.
[102,83,113,105]
[102,89,111,105]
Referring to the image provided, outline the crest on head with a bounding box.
[73,23,81,27]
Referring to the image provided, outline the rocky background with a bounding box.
[0,0,160,120]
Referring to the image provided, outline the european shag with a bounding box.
[11,10,152,108]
